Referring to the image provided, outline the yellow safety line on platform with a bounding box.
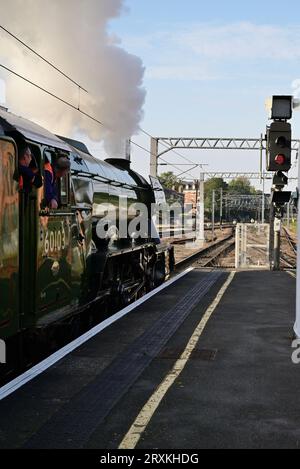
[119,271,236,450]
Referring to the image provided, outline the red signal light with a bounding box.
[275,154,286,165]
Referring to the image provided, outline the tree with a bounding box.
[159,172,180,189]
[204,178,228,218]
[227,177,256,195]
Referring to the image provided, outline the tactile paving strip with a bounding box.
[25,271,224,448]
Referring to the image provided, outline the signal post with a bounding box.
[266,96,292,270]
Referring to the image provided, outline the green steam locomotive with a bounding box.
[0,108,174,372]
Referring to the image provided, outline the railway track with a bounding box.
[160,223,234,241]
[281,255,296,269]
[281,227,297,269]
[282,227,297,255]
[175,231,235,269]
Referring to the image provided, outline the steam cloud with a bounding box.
[292,80,300,97]
[0,0,146,156]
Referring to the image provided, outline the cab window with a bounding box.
[43,149,70,209]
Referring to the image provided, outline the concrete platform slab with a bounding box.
[0,271,296,449]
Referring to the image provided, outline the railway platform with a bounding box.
[0,268,297,449]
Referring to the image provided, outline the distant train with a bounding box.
[0,108,174,373]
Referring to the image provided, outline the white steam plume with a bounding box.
[0,0,146,156]
[291,80,300,110]
[292,79,300,97]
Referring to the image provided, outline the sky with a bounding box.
[1,0,300,191]
[107,0,300,190]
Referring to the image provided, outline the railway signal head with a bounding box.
[272,171,288,188]
[266,121,292,172]
[270,95,293,121]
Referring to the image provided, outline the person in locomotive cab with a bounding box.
[18,146,42,193]
[44,156,71,209]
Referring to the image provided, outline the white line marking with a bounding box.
[119,272,236,450]
[0,267,194,402]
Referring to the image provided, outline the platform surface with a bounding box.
[0,270,297,449]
